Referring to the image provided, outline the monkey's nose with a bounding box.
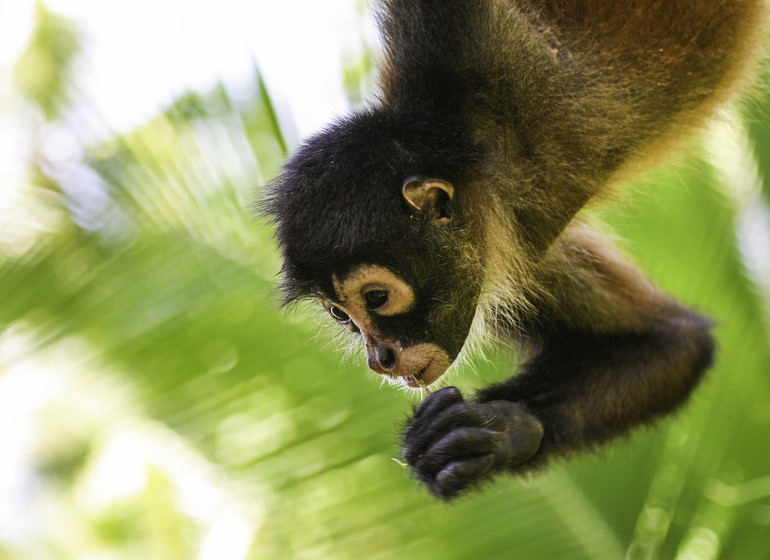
[367,343,398,373]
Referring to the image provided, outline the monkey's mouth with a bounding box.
[382,344,451,391]
[403,357,442,389]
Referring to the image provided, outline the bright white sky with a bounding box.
[0,0,374,257]
[0,0,368,140]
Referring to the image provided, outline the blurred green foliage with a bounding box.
[0,3,769,560]
[13,1,81,120]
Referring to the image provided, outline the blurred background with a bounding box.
[1,1,769,558]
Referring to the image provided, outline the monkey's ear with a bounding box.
[401,177,455,225]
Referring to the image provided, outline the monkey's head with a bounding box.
[263,107,485,389]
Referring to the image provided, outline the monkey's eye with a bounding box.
[365,290,388,310]
[328,306,351,323]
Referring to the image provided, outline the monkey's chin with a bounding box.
[400,352,450,389]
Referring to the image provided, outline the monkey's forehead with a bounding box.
[278,251,417,305]
[261,107,479,305]
[261,107,479,231]
[262,133,409,258]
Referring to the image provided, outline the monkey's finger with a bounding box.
[410,386,463,423]
[404,403,485,463]
[407,400,482,440]
[414,427,502,477]
[433,455,495,501]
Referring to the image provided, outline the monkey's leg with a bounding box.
[476,224,715,470]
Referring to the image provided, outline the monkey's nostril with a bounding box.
[377,345,397,371]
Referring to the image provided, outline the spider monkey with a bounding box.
[262,0,766,500]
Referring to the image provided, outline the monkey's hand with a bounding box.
[402,386,544,500]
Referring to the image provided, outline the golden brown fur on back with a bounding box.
[469,0,766,346]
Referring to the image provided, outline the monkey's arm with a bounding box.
[403,226,714,499]
[379,0,764,251]
[478,228,715,465]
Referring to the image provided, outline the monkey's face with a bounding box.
[263,117,484,388]
[321,263,454,390]
[267,174,483,390]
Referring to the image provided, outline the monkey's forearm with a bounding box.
[477,310,714,467]
[477,225,715,466]
[401,308,712,499]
